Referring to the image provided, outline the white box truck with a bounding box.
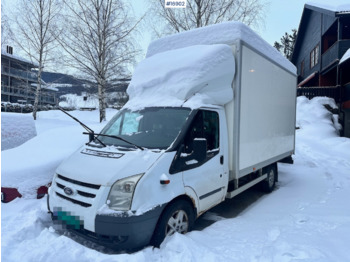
[47,22,297,250]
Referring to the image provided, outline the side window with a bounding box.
[184,110,219,154]
[203,111,219,151]
[170,110,220,174]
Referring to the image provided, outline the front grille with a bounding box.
[56,182,96,198]
[57,174,101,189]
[56,192,92,207]
[77,190,95,198]
[54,174,101,208]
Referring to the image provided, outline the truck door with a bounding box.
[181,110,227,213]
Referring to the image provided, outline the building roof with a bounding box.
[1,49,39,68]
[306,1,350,15]
[291,1,350,63]
[30,83,58,92]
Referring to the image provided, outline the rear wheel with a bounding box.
[151,200,194,247]
[261,163,277,193]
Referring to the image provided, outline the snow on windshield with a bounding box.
[100,107,191,149]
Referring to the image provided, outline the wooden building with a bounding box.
[291,3,350,137]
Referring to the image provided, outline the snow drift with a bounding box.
[126,44,235,109]
[1,113,37,151]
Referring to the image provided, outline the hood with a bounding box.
[56,145,163,186]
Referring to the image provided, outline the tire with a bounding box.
[261,163,277,193]
[151,200,194,248]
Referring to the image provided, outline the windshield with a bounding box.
[98,107,191,149]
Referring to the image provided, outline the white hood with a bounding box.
[56,145,163,186]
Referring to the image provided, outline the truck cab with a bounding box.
[48,106,230,250]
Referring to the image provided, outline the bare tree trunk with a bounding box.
[196,0,201,28]
[33,69,42,120]
[98,79,106,122]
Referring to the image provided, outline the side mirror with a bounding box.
[192,138,207,163]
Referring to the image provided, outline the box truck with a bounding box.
[47,22,297,250]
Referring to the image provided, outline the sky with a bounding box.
[131,0,310,55]
[1,0,343,69]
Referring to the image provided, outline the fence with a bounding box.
[297,86,341,103]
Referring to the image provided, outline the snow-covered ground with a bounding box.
[2,97,350,261]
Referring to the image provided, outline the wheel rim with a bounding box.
[268,169,275,188]
[165,210,189,236]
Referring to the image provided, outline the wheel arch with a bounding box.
[163,194,197,219]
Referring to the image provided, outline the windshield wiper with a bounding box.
[58,107,107,147]
[83,132,144,151]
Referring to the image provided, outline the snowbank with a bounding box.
[146,21,296,74]
[126,44,235,109]
[1,109,117,198]
[1,113,37,151]
[296,96,350,161]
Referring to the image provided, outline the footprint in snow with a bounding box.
[268,227,280,242]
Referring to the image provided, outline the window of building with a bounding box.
[310,45,319,68]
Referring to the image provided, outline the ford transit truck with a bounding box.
[47,22,297,250]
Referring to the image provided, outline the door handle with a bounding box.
[220,155,224,165]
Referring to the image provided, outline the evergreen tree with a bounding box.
[274,29,297,61]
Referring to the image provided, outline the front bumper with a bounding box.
[71,206,165,251]
[48,193,165,251]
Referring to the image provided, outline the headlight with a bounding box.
[107,173,143,211]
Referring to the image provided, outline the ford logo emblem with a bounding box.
[64,187,74,196]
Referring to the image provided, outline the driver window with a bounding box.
[184,110,219,154]
[203,111,219,151]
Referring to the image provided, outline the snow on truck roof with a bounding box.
[126,44,235,110]
[146,21,296,75]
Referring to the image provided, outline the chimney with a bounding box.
[6,45,13,55]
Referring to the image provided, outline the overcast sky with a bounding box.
[131,0,309,54]
[2,0,346,68]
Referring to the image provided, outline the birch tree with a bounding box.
[1,5,13,48]
[149,0,268,36]
[13,0,61,120]
[58,0,140,122]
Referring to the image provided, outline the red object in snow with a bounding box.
[37,186,49,199]
[1,187,22,203]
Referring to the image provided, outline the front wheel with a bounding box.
[151,200,194,248]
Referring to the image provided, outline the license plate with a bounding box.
[53,209,83,229]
